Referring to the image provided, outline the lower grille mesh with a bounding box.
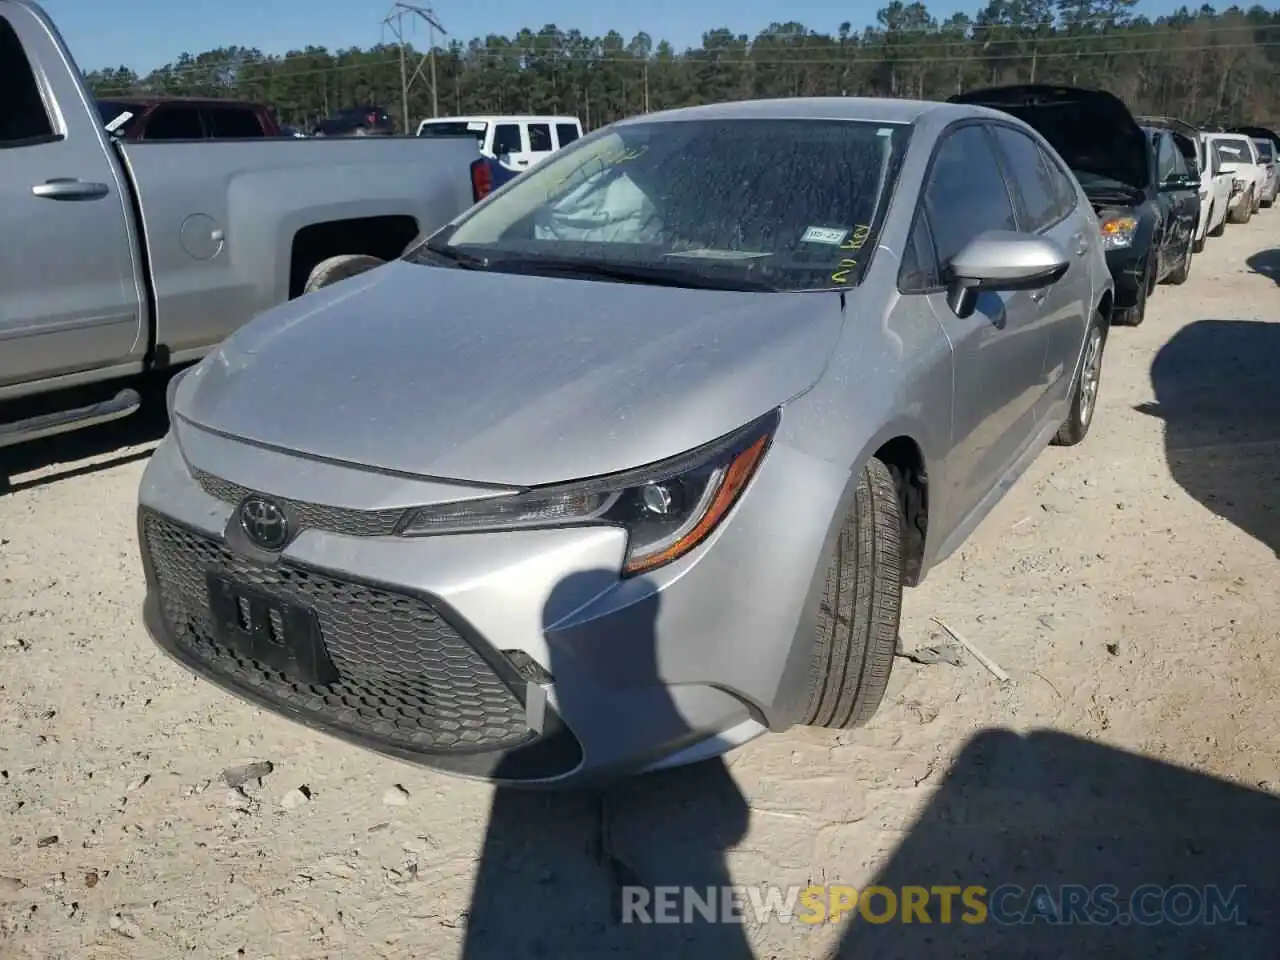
[141,512,534,754]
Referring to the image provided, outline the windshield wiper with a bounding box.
[480,256,778,292]
[409,231,489,270]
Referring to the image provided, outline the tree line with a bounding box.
[81,1,1280,133]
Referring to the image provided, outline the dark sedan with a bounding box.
[950,85,1200,327]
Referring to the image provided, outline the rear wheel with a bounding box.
[1051,313,1107,447]
[303,254,386,294]
[801,458,903,730]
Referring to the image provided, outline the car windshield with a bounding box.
[414,117,911,292]
[1215,141,1251,164]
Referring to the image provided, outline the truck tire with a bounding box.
[303,254,386,294]
[801,457,903,730]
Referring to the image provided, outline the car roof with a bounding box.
[615,97,978,127]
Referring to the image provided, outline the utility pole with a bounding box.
[381,1,447,131]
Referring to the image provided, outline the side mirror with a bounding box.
[945,231,1070,319]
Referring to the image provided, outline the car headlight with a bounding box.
[1099,215,1138,250]
[398,409,778,575]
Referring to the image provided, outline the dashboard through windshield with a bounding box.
[411,117,911,291]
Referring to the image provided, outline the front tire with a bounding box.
[1114,257,1152,327]
[1229,190,1254,224]
[801,458,903,730]
[1052,313,1107,447]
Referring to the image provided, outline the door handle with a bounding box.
[1071,233,1089,257]
[31,179,109,201]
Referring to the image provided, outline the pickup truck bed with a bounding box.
[0,0,477,449]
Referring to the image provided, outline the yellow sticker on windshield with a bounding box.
[830,225,872,283]
[830,259,858,284]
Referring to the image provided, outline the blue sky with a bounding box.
[45,0,1191,74]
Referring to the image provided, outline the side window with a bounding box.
[203,107,264,138]
[923,125,1017,267]
[555,123,580,147]
[143,106,204,140]
[1040,151,1078,221]
[1169,144,1190,177]
[492,123,523,157]
[991,126,1061,232]
[527,123,552,152]
[1156,134,1178,182]
[899,209,941,293]
[0,14,56,145]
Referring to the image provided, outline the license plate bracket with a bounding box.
[207,572,338,686]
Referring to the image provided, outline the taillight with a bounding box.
[470,158,492,202]
[366,112,378,125]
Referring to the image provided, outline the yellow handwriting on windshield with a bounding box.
[554,144,649,190]
[830,225,872,283]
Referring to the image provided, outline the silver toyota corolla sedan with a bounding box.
[138,97,1114,788]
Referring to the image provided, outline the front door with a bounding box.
[0,9,143,389]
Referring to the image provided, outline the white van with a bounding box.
[415,115,584,169]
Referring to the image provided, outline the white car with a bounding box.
[1195,132,1233,246]
[1252,137,1277,206]
[416,115,584,171]
[1207,133,1265,224]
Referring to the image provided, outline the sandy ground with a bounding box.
[2,218,1279,959]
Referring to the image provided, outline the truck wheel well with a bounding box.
[1097,290,1114,328]
[875,436,928,587]
[289,215,420,298]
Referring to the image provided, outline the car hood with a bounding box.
[949,84,1150,192]
[175,260,846,486]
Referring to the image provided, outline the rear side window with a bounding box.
[492,123,522,156]
[923,125,1017,266]
[0,14,55,146]
[991,125,1062,232]
[1257,140,1274,161]
[556,123,580,147]
[528,123,553,152]
[144,106,204,140]
[420,120,486,143]
[202,107,264,138]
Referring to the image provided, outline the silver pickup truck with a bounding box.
[1,0,476,450]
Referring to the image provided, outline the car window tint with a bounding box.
[144,106,204,140]
[899,209,940,293]
[1039,149,1078,220]
[0,15,55,145]
[924,125,1016,266]
[991,126,1061,232]
[528,123,552,152]
[492,123,523,156]
[555,123,579,147]
[203,107,264,138]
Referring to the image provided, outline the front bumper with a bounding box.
[137,418,847,787]
[1105,246,1150,309]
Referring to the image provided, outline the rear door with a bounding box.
[919,123,1048,519]
[988,123,1091,417]
[0,7,144,388]
[525,121,555,165]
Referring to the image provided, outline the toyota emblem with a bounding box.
[239,496,289,550]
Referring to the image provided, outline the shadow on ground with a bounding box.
[1135,318,1280,557]
[458,570,1280,957]
[0,376,173,495]
[832,729,1280,957]
[1246,249,1279,284]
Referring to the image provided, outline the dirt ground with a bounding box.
[2,219,1278,959]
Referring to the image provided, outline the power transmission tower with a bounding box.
[381,1,447,133]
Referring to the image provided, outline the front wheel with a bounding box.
[800,458,903,730]
[1114,257,1151,327]
[1051,314,1107,447]
[1230,191,1254,224]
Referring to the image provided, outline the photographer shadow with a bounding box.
[459,569,756,959]
[831,729,1280,957]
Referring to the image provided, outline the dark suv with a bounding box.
[312,106,395,137]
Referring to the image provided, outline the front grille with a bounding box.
[141,512,534,754]
[192,468,405,537]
